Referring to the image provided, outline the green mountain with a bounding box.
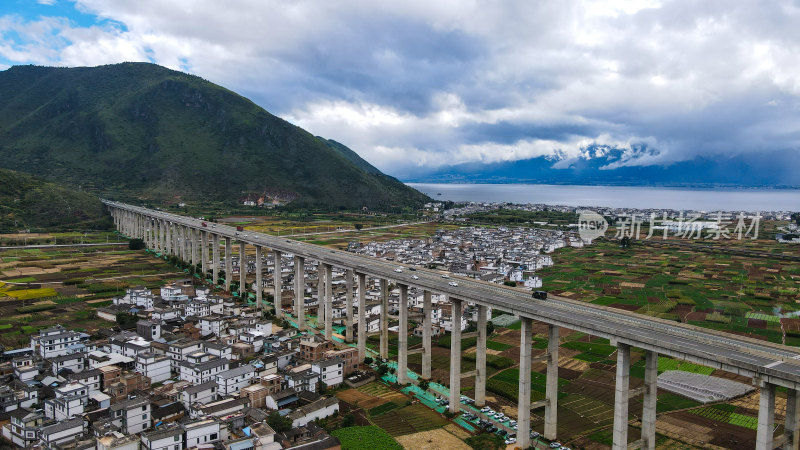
[0,167,110,231]
[0,63,429,209]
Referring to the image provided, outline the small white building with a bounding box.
[141,427,183,450]
[179,356,229,384]
[287,397,339,428]
[311,357,344,388]
[184,418,224,447]
[216,364,255,396]
[39,417,86,448]
[136,352,171,383]
[180,381,218,408]
[109,396,151,434]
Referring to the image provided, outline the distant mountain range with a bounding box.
[0,63,429,209]
[405,146,800,188]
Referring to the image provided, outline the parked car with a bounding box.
[550,442,562,448]
[480,407,491,413]
[505,435,517,445]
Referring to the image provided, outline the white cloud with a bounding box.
[1,0,800,176]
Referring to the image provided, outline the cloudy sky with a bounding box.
[1,0,799,180]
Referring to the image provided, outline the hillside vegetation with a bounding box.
[0,168,111,231]
[0,63,428,210]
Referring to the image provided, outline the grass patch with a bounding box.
[486,340,512,351]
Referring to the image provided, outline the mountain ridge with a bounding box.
[0,63,429,210]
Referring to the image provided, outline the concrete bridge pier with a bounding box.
[612,343,632,450]
[345,269,354,343]
[324,264,333,340]
[239,241,246,297]
[398,284,409,385]
[201,231,209,279]
[518,316,533,449]
[294,255,305,330]
[357,273,367,362]
[159,219,165,252]
[784,388,800,450]
[190,228,198,267]
[273,250,283,318]
[757,380,776,450]
[212,234,220,286]
[545,324,559,440]
[317,263,325,327]
[225,237,232,291]
[380,278,389,359]
[641,350,658,450]
[255,245,263,311]
[422,290,432,380]
[475,304,487,407]
[449,297,463,414]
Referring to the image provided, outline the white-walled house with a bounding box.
[141,427,183,450]
[109,396,151,434]
[184,419,224,448]
[216,365,255,396]
[287,397,339,428]
[311,357,344,388]
[39,417,86,448]
[136,352,171,383]
[180,381,218,408]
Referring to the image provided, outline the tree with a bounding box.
[354,224,363,230]
[268,411,292,433]
[341,413,355,427]
[128,238,145,250]
[363,356,373,365]
[115,312,138,327]
[503,280,516,287]
[376,364,389,376]
[620,235,631,248]
[419,379,430,392]
[486,321,495,336]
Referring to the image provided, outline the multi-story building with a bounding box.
[216,364,255,396]
[39,417,86,448]
[323,347,359,375]
[2,408,43,447]
[109,396,151,434]
[167,339,202,371]
[298,337,335,362]
[184,419,223,448]
[141,427,183,450]
[180,381,218,408]
[50,351,86,375]
[136,352,171,383]
[311,357,344,388]
[179,356,229,384]
[44,382,89,421]
[31,325,85,359]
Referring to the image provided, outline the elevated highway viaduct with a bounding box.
[105,200,800,449]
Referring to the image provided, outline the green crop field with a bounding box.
[331,426,402,449]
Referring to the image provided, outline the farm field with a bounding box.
[537,237,800,345]
[0,235,189,348]
[330,426,402,450]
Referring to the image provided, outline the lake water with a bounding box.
[407,183,800,212]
